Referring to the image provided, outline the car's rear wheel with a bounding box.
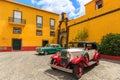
[96,60,99,65]
[44,51,48,55]
[73,62,83,79]
[96,56,100,65]
[95,55,100,65]
[50,59,57,70]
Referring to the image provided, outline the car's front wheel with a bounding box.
[73,62,84,79]
[50,59,57,70]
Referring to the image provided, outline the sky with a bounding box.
[14,0,92,19]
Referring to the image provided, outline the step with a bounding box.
[89,61,96,66]
[50,64,72,73]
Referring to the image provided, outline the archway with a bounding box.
[60,36,66,47]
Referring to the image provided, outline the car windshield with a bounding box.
[45,44,51,47]
[69,42,97,50]
[45,44,57,47]
[69,42,85,48]
[77,43,85,48]
[61,51,67,57]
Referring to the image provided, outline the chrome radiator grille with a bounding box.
[60,57,69,66]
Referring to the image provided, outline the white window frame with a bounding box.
[13,11,22,23]
[13,27,21,34]
[36,30,42,36]
[50,31,55,37]
[96,0,103,10]
[50,19,55,30]
[37,16,42,28]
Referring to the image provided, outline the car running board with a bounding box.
[50,64,73,73]
[89,61,97,66]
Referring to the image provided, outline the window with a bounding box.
[36,30,42,36]
[37,16,42,28]
[13,11,22,23]
[50,19,55,30]
[56,45,60,48]
[13,27,21,34]
[96,0,103,9]
[50,31,55,36]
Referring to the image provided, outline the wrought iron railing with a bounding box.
[8,17,26,24]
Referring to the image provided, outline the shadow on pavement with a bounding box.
[44,69,76,80]
[34,53,53,56]
[44,64,97,80]
[34,53,45,56]
[83,64,96,74]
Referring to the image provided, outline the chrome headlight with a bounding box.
[56,51,61,56]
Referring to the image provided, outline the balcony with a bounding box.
[8,17,26,26]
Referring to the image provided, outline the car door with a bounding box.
[48,45,57,53]
[55,45,61,51]
[52,45,58,53]
[87,50,96,60]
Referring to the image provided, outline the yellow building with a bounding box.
[0,0,59,51]
[0,0,120,51]
[58,0,120,47]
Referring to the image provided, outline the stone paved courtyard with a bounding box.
[0,51,120,80]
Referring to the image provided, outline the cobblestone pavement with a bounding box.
[0,51,120,80]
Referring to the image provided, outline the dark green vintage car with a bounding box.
[36,44,65,55]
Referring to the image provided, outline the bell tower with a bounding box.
[58,12,69,48]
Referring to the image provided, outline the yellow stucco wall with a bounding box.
[68,0,120,44]
[0,0,59,50]
[0,0,120,51]
[60,22,67,32]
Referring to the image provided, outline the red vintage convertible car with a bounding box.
[50,41,100,79]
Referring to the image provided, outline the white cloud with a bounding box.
[70,0,92,18]
[31,0,92,19]
[31,0,35,4]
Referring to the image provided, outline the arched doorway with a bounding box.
[60,36,66,47]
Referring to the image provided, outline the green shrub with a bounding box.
[98,33,120,56]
